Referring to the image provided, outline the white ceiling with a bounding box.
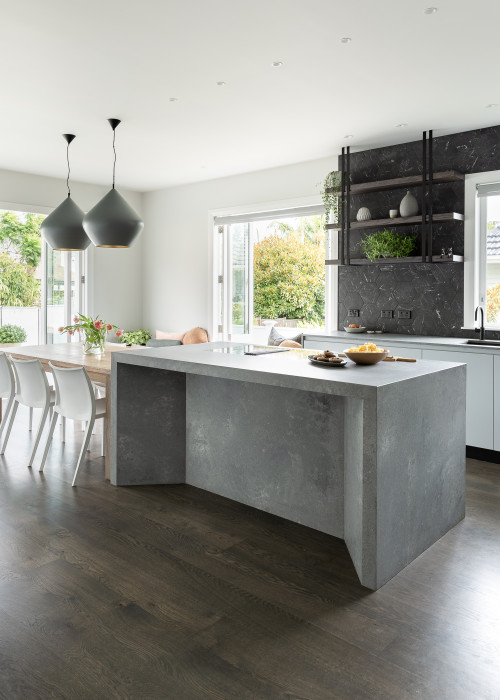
[0,0,499,192]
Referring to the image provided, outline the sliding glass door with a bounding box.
[43,245,86,343]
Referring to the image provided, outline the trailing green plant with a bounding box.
[120,328,152,346]
[0,324,27,343]
[321,171,342,230]
[361,229,417,261]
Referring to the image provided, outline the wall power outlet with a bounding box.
[348,309,360,317]
[381,310,393,319]
[398,310,412,319]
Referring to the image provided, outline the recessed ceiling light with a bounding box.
[169,97,179,102]
[272,61,283,68]
[216,81,226,86]
[340,37,352,44]
[344,134,354,139]
[486,103,498,108]
[396,123,408,128]
[424,7,438,14]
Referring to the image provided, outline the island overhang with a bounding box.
[111,342,466,590]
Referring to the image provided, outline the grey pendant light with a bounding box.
[40,134,91,251]
[83,118,144,248]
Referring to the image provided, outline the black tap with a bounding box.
[475,306,485,340]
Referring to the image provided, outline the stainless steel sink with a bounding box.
[465,339,500,346]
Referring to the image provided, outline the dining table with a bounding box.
[0,341,140,479]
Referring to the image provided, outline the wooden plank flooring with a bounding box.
[0,407,499,699]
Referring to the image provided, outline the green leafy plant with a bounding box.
[321,171,342,230]
[0,324,27,343]
[120,328,152,346]
[361,229,417,262]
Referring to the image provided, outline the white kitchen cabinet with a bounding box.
[494,357,500,451]
[423,349,493,449]
[304,339,350,354]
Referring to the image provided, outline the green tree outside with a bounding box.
[253,233,325,325]
[0,211,43,306]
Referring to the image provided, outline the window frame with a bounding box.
[209,195,336,341]
[464,171,500,331]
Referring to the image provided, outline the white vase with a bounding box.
[400,190,419,217]
[356,207,371,221]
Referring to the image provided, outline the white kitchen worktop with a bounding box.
[304,331,500,354]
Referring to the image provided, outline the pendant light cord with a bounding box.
[112,128,117,189]
[66,142,71,197]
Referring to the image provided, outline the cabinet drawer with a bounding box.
[423,349,493,449]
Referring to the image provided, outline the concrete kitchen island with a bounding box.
[111,342,466,590]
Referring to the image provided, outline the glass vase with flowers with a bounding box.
[59,314,123,354]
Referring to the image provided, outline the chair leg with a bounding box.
[0,401,19,454]
[39,412,59,473]
[29,406,33,431]
[0,395,14,441]
[101,417,106,457]
[28,405,50,467]
[60,416,66,443]
[72,418,95,487]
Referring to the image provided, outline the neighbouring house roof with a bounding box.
[487,225,500,257]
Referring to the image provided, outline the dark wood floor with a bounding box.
[0,408,499,700]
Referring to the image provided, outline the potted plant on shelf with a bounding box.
[321,171,342,229]
[59,313,123,354]
[361,229,417,262]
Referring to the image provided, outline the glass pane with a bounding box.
[230,223,250,335]
[0,209,43,343]
[70,252,82,322]
[486,195,500,324]
[253,214,326,332]
[46,249,66,344]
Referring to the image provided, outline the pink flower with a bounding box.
[58,326,64,332]
[68,329,74,335]
[73,315,79,323]
[115,329,123,337]
[94,320,103,330]
[105,324,113,331]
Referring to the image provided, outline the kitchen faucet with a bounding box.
[475,306,485,340]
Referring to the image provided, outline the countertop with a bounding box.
[113,341,463,399]
[303,331,500,354]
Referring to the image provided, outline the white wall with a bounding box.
[0,167,143,332]
[142,156,338,334]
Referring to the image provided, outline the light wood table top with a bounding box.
[1,342,144,480]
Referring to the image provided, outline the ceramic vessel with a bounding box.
[356,207,371,221]
[399,190,419,217]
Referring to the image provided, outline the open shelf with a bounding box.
[326,211,465,231]
[326,254,464,266]
[325,170,464,197]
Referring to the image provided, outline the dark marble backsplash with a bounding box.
[337,124,500,337]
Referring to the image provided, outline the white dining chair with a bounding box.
[0,357,55,466]
[0,353,15,443]
[39,363,107,486]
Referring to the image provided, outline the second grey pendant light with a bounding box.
[40,134,91,251]
[83,118,144,248]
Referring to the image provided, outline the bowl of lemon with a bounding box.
[344,342,388,365]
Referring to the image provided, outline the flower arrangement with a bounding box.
[59,313,123,354]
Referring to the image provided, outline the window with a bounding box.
[0,207,86,343]
[464,172,500,330]
[213,204,335,341]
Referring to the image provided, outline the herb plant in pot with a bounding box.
[120,329,152,346]
[321,171,342,229]
[361,229,417,262]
